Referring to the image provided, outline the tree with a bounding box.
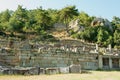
[114,30,120,45]
[79,27,98,42]
[8,5,28,33]
[78,26,113,46]
[34,8,51,33]
[0,9,11,22]
[97,27,112,46]
[112,16,120,31]
[78,12,93,27]
[59,6,79,34]
[112,16,120,25]
[0,9,11,31]
[46,9,59,26]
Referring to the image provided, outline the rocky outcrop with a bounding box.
[54,19,84,33]
[69,19,84,33]
[91,18,113,31]
[54,23,66,31]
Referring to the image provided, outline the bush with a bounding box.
[71,33,80,39]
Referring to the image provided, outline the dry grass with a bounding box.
[0,71,120,80]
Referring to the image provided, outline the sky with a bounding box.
[0,0,119,21]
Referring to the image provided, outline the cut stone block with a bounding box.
[45,68,59,74]
[69,64,81,73]
[40,68,45,74]
[59,67,69,74]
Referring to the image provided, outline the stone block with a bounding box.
[29,67,40,75]
[59,67,69,74]
[69,64,81,73]
[45,68,59,74]
[40,68,45,74]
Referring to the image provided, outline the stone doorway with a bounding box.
[103,58,109,69]
[112,58,119,68]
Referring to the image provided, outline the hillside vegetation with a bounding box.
[0,5,120,48]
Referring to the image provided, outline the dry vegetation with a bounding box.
[0,71,120,80]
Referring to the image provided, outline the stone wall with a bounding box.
[1,51,98,70]
[0,39,100,70]
[0,39,99,70]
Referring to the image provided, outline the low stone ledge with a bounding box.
[45,68,59,74]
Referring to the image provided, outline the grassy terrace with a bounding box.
[0,71,120,80]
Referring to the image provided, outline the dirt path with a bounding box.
[0,71,120,80]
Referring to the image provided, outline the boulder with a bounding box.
[91,18,113,31]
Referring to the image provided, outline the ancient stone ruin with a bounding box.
[0,39,120,75]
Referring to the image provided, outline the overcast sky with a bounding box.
[0,0,119,21]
